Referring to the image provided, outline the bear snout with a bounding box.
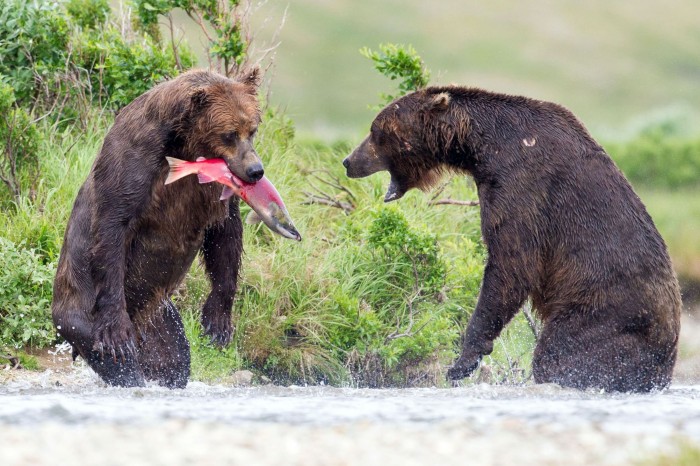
[245,163,264,182]
[224,149,265,183]
[342,153,363,178]
[343,143,386,179]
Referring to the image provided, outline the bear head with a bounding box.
[343,89,471,202]
[182,68,265,183]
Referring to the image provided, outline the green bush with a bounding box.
[327,208,461,386]
[0,0,69,104]
[608,132,700,190]
[132,0,249,76]
[73,27,195,109]
[65,0,109,30]
[361,43,431,104]
[0,78,42,200]
[0,238,56,350]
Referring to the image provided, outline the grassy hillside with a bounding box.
[236,0,700,139]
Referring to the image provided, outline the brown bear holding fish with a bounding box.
[52,69,299,388]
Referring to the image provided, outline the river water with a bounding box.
[2,366,700,466]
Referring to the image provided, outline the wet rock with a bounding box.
[230,370,254,386]
[258,375,272,385]
[475,364,493,384]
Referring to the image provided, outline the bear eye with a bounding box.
[373,129,386,146]
[222,131,239,145]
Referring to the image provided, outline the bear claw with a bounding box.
[446,355,482,380]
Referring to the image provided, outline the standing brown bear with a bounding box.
[52,69,265,388]
[343,87,681,392]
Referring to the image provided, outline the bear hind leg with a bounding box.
[53,306,146,387]
[532,315,675,393]
[136,299,191,389]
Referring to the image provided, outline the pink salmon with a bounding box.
[165,157,301,241]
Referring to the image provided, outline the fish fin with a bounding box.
[164,157,195,185]
[245,211,262,225]
[197,172,217,184]
[219,185,236,200]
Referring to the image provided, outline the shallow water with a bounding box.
[2,369,700,465]
[2,372,700,433]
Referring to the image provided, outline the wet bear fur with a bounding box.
[52,69,264,388]
[343,87,681,392]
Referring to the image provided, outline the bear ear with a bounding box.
[236,66,262,89]
[429,92,451,112]
[189,87,209,110]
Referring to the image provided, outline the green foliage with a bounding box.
[367,208,446,297]
[74,28,195,109]
[0,238,56,350]
[65,0,109,30]
[0,351,39,369]
[132,0,248,76]
[326,207,475,386]
[0,0,69,104]
[0,79,42,200]
[608,131,700,190]
[0,0,192,124]
[360,43,430,104]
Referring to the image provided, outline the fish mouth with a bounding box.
[266,203,302,241]
[223,174,301,242]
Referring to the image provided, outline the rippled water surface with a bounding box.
[2,373,700,436]
[3,365,700,465]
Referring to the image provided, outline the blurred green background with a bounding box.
[230,0,700,140]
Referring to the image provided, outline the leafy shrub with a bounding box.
[73,27,195,109]
[360,43,430,104]
[0,0,69,104]
[327,208,458,386]
[132,0,250,76]
[0,79,42,200]
[608,131,700,190]
[65,0,109,30]
[0,238,56,350]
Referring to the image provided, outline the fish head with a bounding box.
[259,201,302,241]
[240,176,301,241]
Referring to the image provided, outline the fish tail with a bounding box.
[164,157,196,185]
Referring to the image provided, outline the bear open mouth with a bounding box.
[384,177,406,203]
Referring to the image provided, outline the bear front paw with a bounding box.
[92,312,137,362]
[202,312,234,347]
[446,353,482,380]
[201,293,234,347]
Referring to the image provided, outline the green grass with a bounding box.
[0,120,104,260]
[641,441,700,466]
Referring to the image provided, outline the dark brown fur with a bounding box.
[344,87,681,392]
[52,69,263,388]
